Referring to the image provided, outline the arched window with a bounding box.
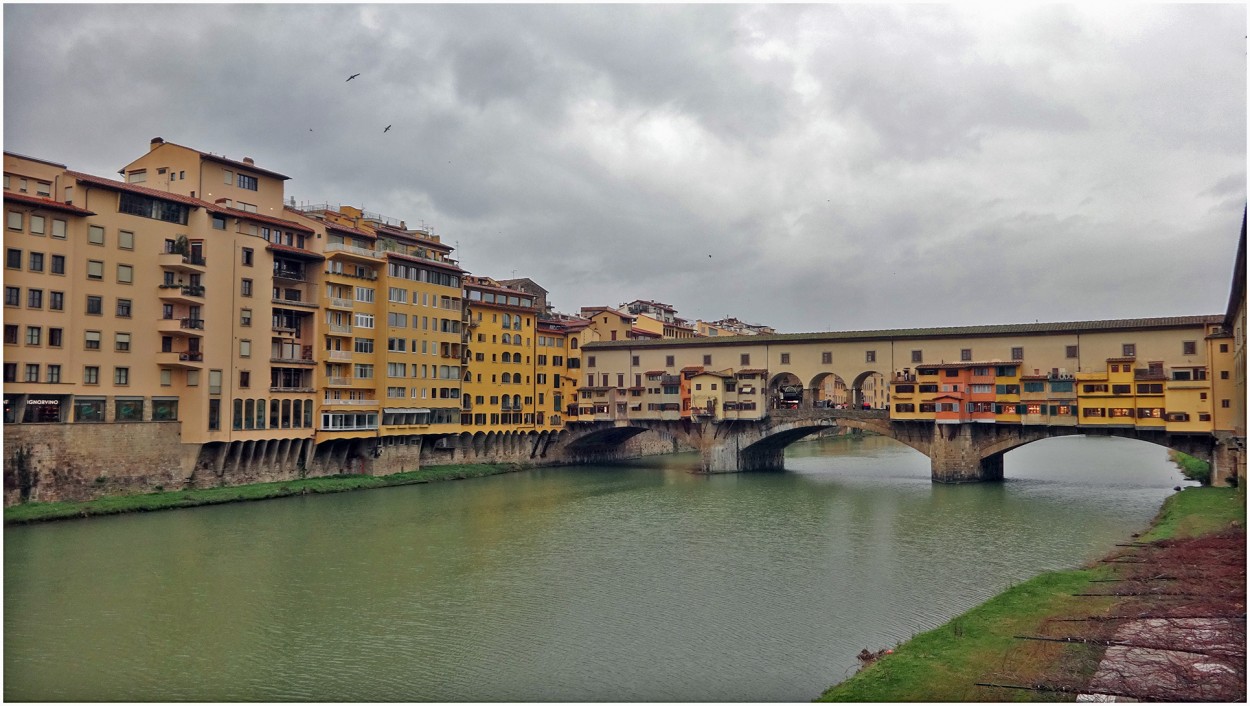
[571,338,579,349]
[291,399,301,428]
[502,333,511,344]
[502,352,512,363]
[255,399,266,429]
[244,399,255,430]
[502,372,511,384]
[233,398,243,430]
[512,394,522,409]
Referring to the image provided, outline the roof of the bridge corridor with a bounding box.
[582,315,1225,349]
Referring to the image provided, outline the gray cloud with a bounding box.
[4,4,1244,333]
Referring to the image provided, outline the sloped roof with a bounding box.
[2,191,95,216]
[68,170,210,208]
[584,315,1222,350]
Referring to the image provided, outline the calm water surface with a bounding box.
[5,435,1192,702]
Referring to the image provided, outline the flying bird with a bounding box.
[346,73,360,82]
[384,125,392,133]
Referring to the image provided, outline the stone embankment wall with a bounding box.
[3,423,686,507]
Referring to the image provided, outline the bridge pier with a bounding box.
[702,441,784,473]
[928,424,1007,483]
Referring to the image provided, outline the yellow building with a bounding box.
[4,145,321,447]
[580,306,655,343]
[4,140,476,465]
[535,316,573,429]
[463,276,541,432]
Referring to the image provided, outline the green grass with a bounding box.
[1167,450,1211,485]
[818,486,1244,702]
[1137,485,1245,542]
[4,463,521,524]
[817,569,1113,702]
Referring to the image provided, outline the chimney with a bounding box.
[243,157,254,165]
[150,137,165,151]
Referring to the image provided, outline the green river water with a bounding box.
[4,434,1192,701]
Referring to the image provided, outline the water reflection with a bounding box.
[5,434,1189,701]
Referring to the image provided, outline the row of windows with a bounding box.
[8,255,137,283]
[387,262,461,289]
[461,412,542,426]
[4,362,132,385]
[4,325,137,351]
[3,395,178,424]
[616,342,1215,372]
[7,211,67,237]
[384,313,464,332]
[5,175,52,196]
[383,287,463,309]
[231,398,314,430]
[385,386,474,399]
[384,363,462,379]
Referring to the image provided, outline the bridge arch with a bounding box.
[978,428,1215,465]
[768,372,804,409]
[808,371,849,408]
[850,370,888,409]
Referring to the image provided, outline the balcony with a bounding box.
[155,350,204,369]
[324,243,383,261]
[326,350,353,361]
[325,376,356,387]
[271,355,315,366]
[157,251,207,274]
[272,285,319,310]
[269,385,316,394]
[157,284,206,305]
[325,296,354,310]
[157,317,205,337]
[272,267,306,282]
[326,323,352,335]
[320,398,380,407]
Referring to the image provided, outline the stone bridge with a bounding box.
[554,409,1222,483]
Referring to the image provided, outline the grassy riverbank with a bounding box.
[3,463,522,525]
[817,486,1246,702]
[1168,449,1212,484]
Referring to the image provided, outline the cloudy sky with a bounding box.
[4,4,1245,333]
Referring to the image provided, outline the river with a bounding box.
[4,434,1193,702]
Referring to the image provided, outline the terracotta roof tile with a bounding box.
[67,170,211,208]
[206,205,313,233]
[584,316,1222,350]
[387,250,464,272]
[148,140,290,180]
[266,242,324,261]
[2,191,95,216]
[324,221,378,240]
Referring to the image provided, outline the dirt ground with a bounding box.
[1062,529,1245,702]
